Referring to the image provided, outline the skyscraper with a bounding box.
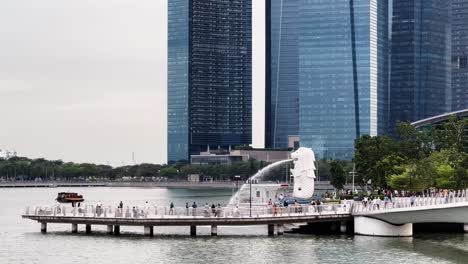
[168,0,252,163]
[390,0,451,132]
[298,0,389,160]
[452,0,468,111]
[265,0,300,149]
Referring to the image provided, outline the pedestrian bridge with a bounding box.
[352,192,468,236]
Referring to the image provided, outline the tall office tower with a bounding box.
[452,0,468,111]
[265,0,300,149]
[298,0,389,160]
[390,0,451,133]
[167,0,252,163]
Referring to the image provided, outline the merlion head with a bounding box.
[291,147,316,171]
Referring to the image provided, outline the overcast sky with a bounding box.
[0,0,265,166]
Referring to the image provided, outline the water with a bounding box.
[1,187,468,264]
[229,159,292,204]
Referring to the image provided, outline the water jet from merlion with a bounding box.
[229,147,316,205]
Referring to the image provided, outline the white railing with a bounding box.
[24,203,351,219]
[352,189,468,214]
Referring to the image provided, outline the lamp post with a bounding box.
[249,178,252,217]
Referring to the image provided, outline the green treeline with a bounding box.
[0,156,267,182]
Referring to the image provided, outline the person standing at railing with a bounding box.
[273,203,277,216]
[211,204,216,215]
[185,202,189,216]
[169,202,174,215]
[144,201,149,217]
[384,195,390,209]
[410,194,416,206]
[363,196,368,208]
[192,202,197,216]
[132,206,138,218]
[215,203,221,217]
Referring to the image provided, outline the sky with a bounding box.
[0,0,265,166]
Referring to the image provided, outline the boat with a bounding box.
[55,192,84,203]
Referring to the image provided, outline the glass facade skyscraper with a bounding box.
[452,0,468,111]
[168,0,252,163]
[265,0,300,149]
[390,0,451,132]
[298,0,389,160]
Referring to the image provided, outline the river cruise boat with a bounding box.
[55,192,84,203]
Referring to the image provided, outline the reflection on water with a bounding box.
[1,187,467,264]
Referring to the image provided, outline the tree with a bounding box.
[330,161,346,190]
[159,167,179,179]
[354,135,399,189]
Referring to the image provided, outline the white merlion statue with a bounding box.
[290,147,316,199]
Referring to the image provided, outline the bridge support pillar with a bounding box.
[85,224,92,234]
[144,226,154,237]
[268,224,275,236]
[354,216,412,237]
[464,224,468,233]
[211,225,217,236]
[190,226,197,237]
[107,225,113,234]
[340,221,347,233]
[114,225,120,235]
[277,224,284,235]
[72,223,78,233]
[41,222,47,233]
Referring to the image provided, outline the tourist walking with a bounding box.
[410,194,416,206]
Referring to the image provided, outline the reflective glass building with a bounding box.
[298,0,389,160]
[168,0,252,163]
[265,0,300,148]
[452,0,468,111]
[390,0,451,133]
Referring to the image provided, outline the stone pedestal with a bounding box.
[144,226,154,236]
[268,224,275,236]
[190,226,197,237]
[41,222,47,233]
[107,225,113,234]
[211,225,218,236]
[114,225,120,235]
[72,223,78,233]
[277,224,284,235]
[354,216,413,237]
[85,224,91,234]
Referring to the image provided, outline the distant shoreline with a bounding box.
[0,181,241,189]
[0,181,338,191]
